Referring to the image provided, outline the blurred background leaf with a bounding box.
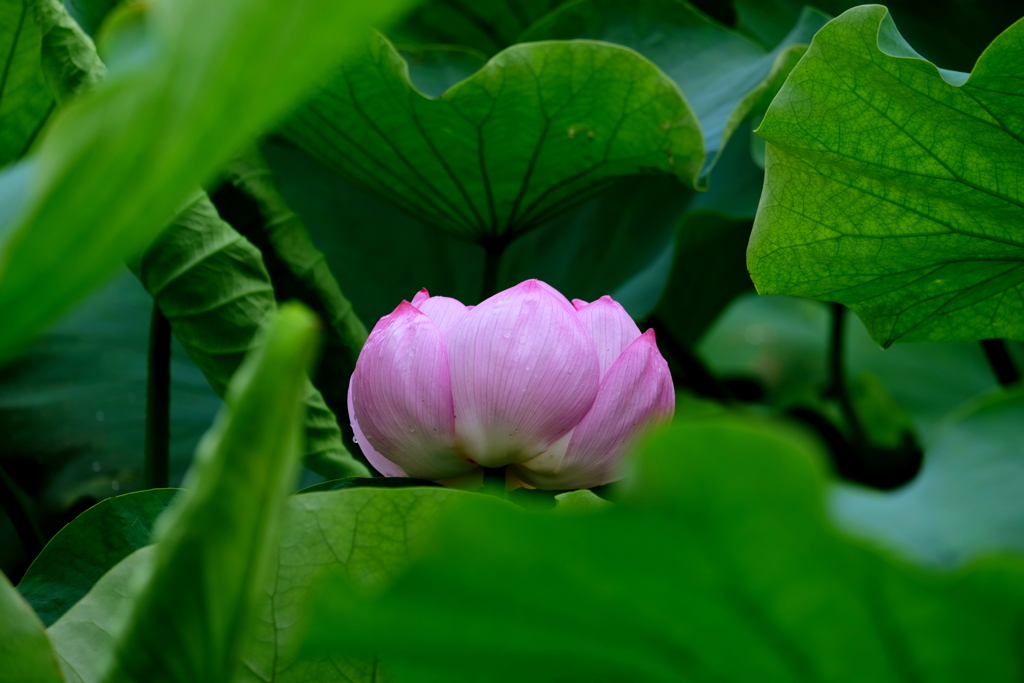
[0,0,53,168]
[0,569,64,683]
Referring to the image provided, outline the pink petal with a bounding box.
[514,329,674,490]
[575,295,641,377]
[411,288,430,307]
[347,380,407,478]
[418,295,470,334]
[446,279,601,467]
[350,301,475,479]
[572,299,589,311]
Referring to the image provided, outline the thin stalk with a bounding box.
[827,303,866,447]
[0,463,43,556]
[144,303,172,489]
[481,239,507,301]
[981,339,1021,388]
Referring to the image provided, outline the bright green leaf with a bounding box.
[102,304,320,683]
[0,0,53,167]
[0,569,64,683]
[0,0,417,364]
[521,0,827,182]
[17,489,177,627]
[303,419,1024,682]
[282,33,703,243]
[834,388,1024,566]
[552,489,610,513]
[748,7,1024,345]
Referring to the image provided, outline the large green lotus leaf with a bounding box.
[304,419,1024,682]
[136,195,368,480]
[0,0,53,168]
[0,272,220,529]
[699,293,1005,444]
[100,304,318,683]
[833,389,1024,567]
[0,569,64,683]
[239,486,485,683]
[521,0,828,182]
[748,7,1024,346]
[389,0,568,56]
[282,33,704,243]
[17,489,177,627]
[0,0,417,365]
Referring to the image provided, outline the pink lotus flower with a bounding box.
[347,280,674,490]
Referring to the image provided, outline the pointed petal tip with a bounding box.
[411,288,430,306]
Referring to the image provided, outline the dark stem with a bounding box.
[0,463,43,556]
[144,303,172,489]
[981,339,1021,388]
[482,466,506,497]
[647,316,731,402]
[827,303,866,447]
[481,239,507,301]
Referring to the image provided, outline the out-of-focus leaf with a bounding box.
[654,211,753,347]
[46,546,152,683]
[390,0,568,56]
[0,569,64,683]
[296,477,440,494]
[700,293,1000,443]
[101,304,319,683]
[135,195,368,479]
[0,0,53,168]
[833,389,1024,567]
[0,271,220,526]
[304,419,1024,682]
[0,0,417,364]
[63,0,118,36]
[748,7,1024,346]
[398,45,487,99]
[283,33,703,243]
[552,489,610,513]
[17,489,177,627]
[521,0,827,182]
[240,487,480,683]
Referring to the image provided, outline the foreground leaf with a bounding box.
[834,388,1024,566]
[521,0,828,182]
[304,419,1024,682]
[0,569,64,683]
[748,7,1024,345]
[0,0,53,168]
[102,304,319,683]
[0,0,416,363]
[283,34,703,243]
[17,489,177,627]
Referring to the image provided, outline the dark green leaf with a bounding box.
[282,33,703,243]
[135,195,368,479]
[104,303,320,683]
[0,569,64,683]
[521,0,828,182]
[63,0,119,36]
[304,419,1024,682]
[834,388,1024,567]
[390,0,567,56]
[296,477,440,494]
[748,7,1024,345]
[17,489,177,627]
[0,0,53,168]
[0,0,417,363]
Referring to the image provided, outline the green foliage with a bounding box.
[0,0,52,168]
[0,0,417,364]
[521,0,828,181]
[834,388,1024,566]
[748,6,1024,346]
[283,33,704,243]
[304,420,1024,682]
[18,489,176,627]
[0,570,63,683]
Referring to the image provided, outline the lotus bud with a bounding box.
[348,282,674,489]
